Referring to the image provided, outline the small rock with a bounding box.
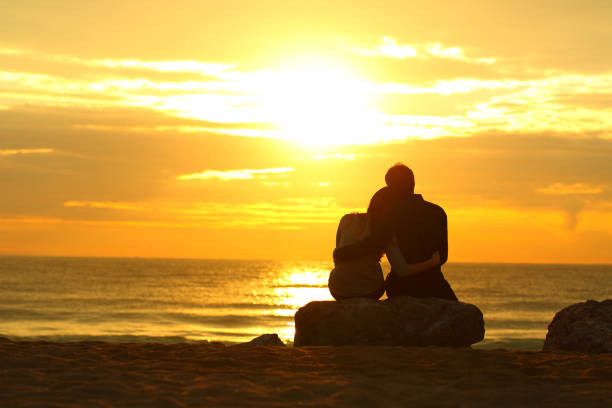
[294,297,484,347]
[543,299,612,353]
[243,333,285,346]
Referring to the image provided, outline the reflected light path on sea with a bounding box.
[267,267,333,342]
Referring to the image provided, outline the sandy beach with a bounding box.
[1,338,611,407]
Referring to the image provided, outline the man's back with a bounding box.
[386,194,456,301]
[393,195,447,265]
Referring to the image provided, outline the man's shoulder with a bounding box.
[405,195,445,216]
[421,198,446,215]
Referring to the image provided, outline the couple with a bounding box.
[329,163,458,301]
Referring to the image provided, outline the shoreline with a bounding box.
[2,338,611,407]
[1,334,547,351]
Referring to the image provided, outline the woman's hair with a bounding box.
[367,186,396,221]
[367,186,400,253]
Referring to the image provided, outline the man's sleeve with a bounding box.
[439,209,448,265]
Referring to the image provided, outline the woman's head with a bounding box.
[367,186,398,225]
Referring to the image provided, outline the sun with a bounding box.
[259,56,384,146]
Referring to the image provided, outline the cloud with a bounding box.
[64,201,144,210]
[345,37,495,65]
[167,197,350,228]
[551,92,612,110]
[176,167,294,181]
[0,47,234,77]
[536,183,605,196]
[0,105,273,136]
[0,216,191,229]
[4,43,612,144]
[1,196,351,231]
[311,153,356,160]
[0,148,54,156]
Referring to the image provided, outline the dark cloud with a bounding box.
[347,54,522,85]
[0,105,274,133]
[376,89,516,116]
[2,88,123,103]
[551,93,612,110]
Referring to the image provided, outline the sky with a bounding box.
[1,0,611,263]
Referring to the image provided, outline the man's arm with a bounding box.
[390,250,441,277]
[333,234,385,262]
[439,209,448,265]
[333,218,393,262]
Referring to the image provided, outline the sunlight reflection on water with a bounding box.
[266,266,333,341]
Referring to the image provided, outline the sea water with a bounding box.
[0,256,610,350]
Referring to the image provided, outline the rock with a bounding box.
[294,297,484,347]
[243,333,285,346]
[543,299,612,353]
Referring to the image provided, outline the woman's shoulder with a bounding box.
[339,212,368,227]
[337,213,370,242]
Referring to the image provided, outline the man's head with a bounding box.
[385,163,415,194]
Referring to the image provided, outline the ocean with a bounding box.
[0,256,610,350]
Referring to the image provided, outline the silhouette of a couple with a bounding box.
[329,163,458,301]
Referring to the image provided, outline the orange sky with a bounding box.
[1,1,611,263]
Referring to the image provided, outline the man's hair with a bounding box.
[385,163,415,193]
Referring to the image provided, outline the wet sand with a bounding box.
[1,338,611,407]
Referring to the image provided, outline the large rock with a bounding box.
[294,297,484,347]
[543,299,612,353]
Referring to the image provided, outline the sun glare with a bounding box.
[260,57,384,146]
[150,56,387,146]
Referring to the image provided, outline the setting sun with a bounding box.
[259,57,383,146]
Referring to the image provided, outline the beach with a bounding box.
[2,338,611,407]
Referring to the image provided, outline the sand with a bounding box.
[1,338,611,407]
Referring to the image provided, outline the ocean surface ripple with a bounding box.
[1,256,610,350]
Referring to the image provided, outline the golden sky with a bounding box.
[1,1,611,263]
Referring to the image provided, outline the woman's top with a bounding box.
[328,213,384,298]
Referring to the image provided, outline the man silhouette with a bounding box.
[333,163,458,301]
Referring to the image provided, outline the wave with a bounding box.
[0,334,214,344]
[483,319,551,330]
[153,312,293,328]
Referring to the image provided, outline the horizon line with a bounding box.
[0,253,610,266]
